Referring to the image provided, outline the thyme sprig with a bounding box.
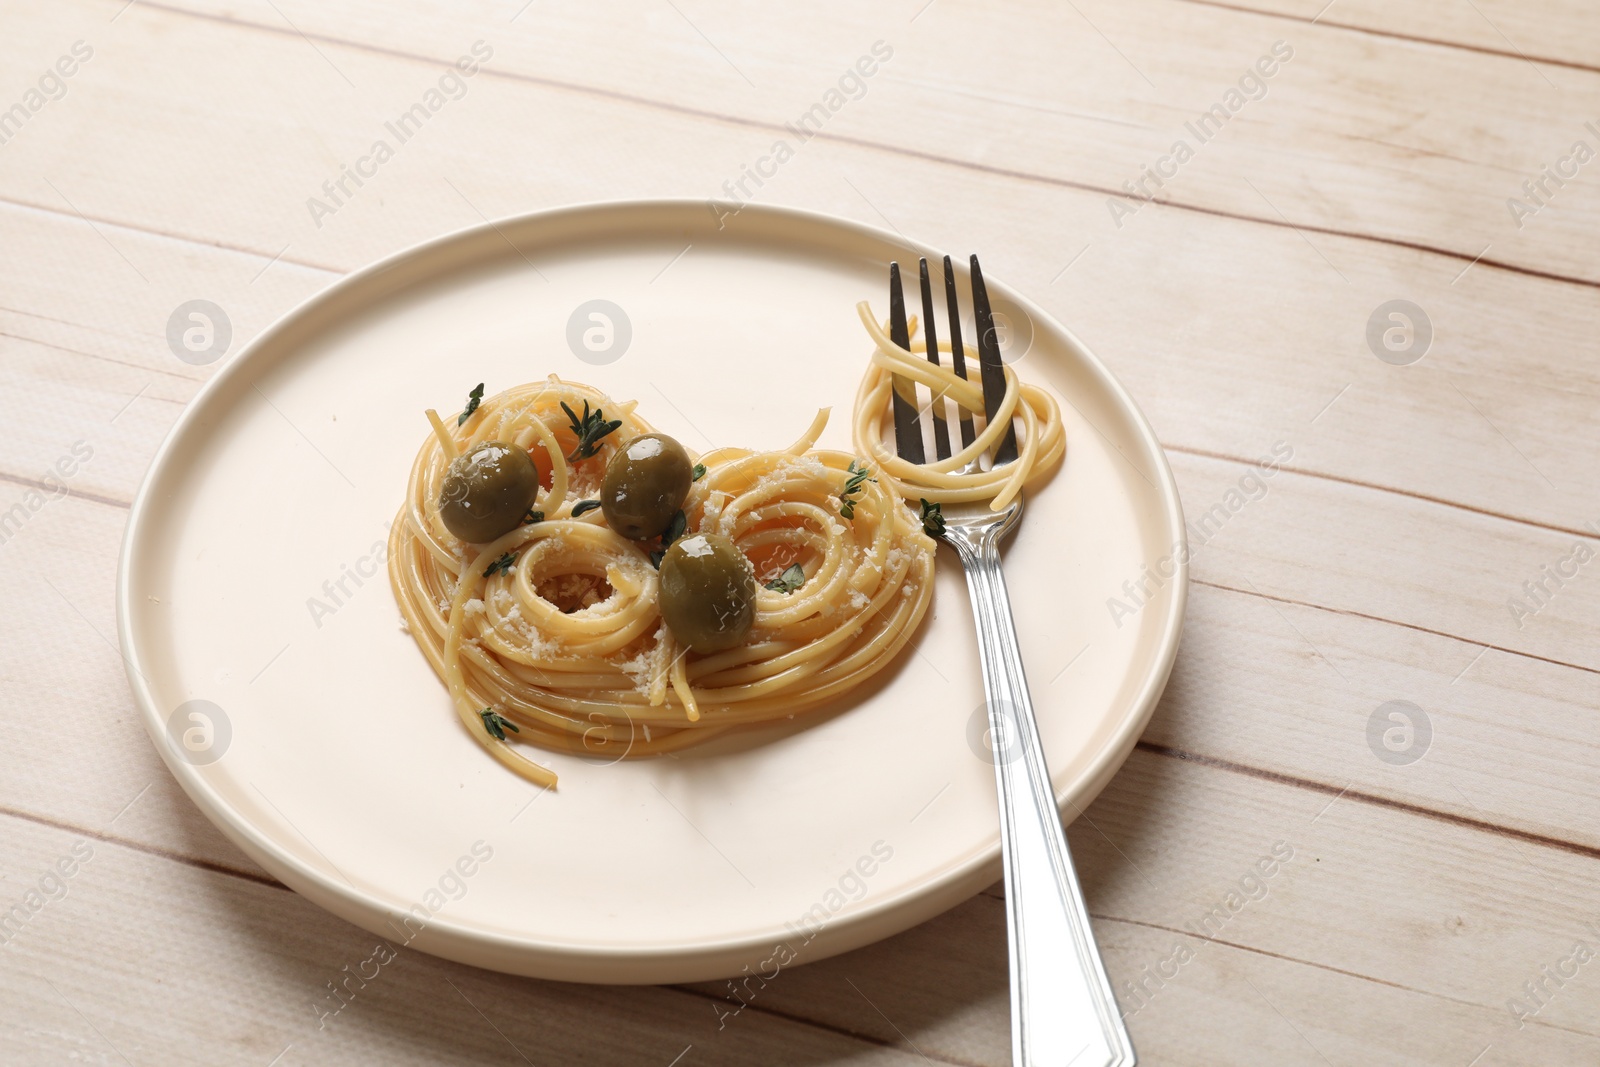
[561,400,622,462]
[479,708,520,741]
[764,563,806,594]
[838,460,875,520]
[457,382,484,426]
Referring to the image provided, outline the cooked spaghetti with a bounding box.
[389,377,936,788]
[852,303,1065,511]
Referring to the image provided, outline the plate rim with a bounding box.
[116,197,1188,982]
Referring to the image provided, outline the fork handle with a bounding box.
[948,525,1136,1067]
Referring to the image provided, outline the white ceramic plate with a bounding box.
[117,201,1186,984]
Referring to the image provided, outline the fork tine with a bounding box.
[942,255,977,450]
[888,262,926,465]
[918,259,953,461]
[970,255,1019,465]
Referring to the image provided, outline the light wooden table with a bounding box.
[4,1,1599,1063]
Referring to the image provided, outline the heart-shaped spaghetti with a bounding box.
[389,378,935,788]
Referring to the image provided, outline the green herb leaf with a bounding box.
[919,498,945,538]
[838,460,875,520]
[571,499,602,518]
[483,551,518,578]
[478,707,520,741]
[692,463,707,481]
[561,400,623,462]
[662,509,686,547]
[457,382,485,426]
[649,509,688,568]
[522,508,544,526]
[764,563,806,594]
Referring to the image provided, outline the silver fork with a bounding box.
[891,256,1136,1067]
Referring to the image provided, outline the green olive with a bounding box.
[438,441,539,543]
[600,433,693,540]
[659,533,756,653]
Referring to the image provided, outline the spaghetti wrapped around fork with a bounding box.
[852,302,1065,511]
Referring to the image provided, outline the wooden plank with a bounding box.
[0,482,279,882]
[1168,448,1600,674]
[1180,0,1600,72]
[1091,909,1598,1066]
[92,0,1600,287]
[735,885,1600,1066]
[1147,582,1600,854]
[0,199,331,507]
[0,816,937,1065]
[1076,751,1600,1053]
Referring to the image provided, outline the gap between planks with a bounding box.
[0,799,284,890]
[0,196,343,279]
[1134,739,1600,864]
[1094,909,1600,1041]
[1193,576,1600,681]
[983,889,1600,1042]
[0,326,200,387]
[1170,444,1600,546]
[666,985,988,1067]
